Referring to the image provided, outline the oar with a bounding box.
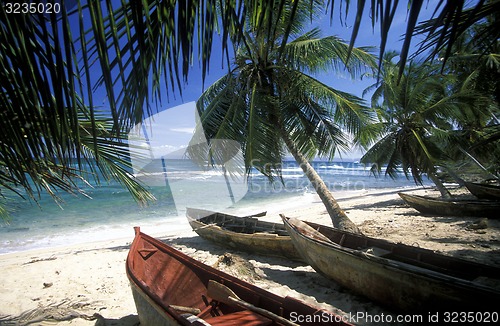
[207,280,299,326]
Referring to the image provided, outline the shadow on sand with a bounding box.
[94,314,139,326]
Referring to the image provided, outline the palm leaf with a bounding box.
[413,1,499,66]
[283,29,376,75]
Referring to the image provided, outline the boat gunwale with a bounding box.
[281,216,500,293]
[126,227,348,325]
[186,207,288,237]
[399,192,499,205]
[186,207,303,261]
[126,228,286,324]
[398,192,500,218]
[464,181,500,200]
[188,219,286,240]
[127,227,278,298]
[126,271,180,325]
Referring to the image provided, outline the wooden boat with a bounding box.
[126,227,350,325]
[281,216,500,312]
[186,208,302,261]
[398,192,500,218]
[464,181,500,200]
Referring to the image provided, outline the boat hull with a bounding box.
[465,182,500,200]
[187,208,302,260]
[129,278,178,326]
[399,192,500,218]
[126,227,349,325]
[282,217,500,312]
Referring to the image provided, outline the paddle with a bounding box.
[207,280,299,326]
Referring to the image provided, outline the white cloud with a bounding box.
[170,127,195,134]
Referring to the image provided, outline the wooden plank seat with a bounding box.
[176,302,273,326]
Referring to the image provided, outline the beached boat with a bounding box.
[281,216,500,312]
[398,192,500,218]
[464,181,500,200]
[186,207,302,260]
[126,227,349,326]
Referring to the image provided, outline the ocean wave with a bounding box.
[1,160,429,254]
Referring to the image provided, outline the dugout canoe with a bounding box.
[398,192,500,218]
[281,215,500,312]
[126,227,349,325]
[464,181,500,200]
[186,207,302,260]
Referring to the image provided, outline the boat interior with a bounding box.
[196,211,289,236]
[128,230,327,326]
[287,217,500,284]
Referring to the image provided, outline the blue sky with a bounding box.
[162,2,435,104]
[128,2,436,161]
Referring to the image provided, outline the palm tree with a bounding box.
[361,52,488,197]
[190,1,376,233]
[0,8,155,219]
[441,18,500,179]
[2,0,495,218]
[413,0,500,72]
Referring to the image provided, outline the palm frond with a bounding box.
[336,1,497,74]
[245,85,284,178]
[361,50,494,185]
[360,133,400,179]
[284,29,376,76]
[194,72,284,180]
[413,1,500,66]
[8,0,494,219]
[291,72,374,134]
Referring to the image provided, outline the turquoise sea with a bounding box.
[0,160,429,254]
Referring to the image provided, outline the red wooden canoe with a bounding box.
[126,227,351,325]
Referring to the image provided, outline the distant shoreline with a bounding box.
[0,175,423,255]
[1,186,498,325]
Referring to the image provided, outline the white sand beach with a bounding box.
[1,187,499,325]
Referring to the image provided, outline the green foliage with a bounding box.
[361,52,492,184]
[193,0,376,181]
[426,11,500,180]
[1,0,496,219]
[0,2,166,219]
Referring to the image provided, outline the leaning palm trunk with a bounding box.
[428,172,452,198]
[280,130,361,234]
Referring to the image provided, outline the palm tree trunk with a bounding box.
[280,129,361,234]
[429,172,452,198]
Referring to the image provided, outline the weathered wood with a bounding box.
[399,192,500,218]
[281,216,500,312]
[464,182,500,200]
[168,305,202,315]
[186,208,302,261]
[126,227,350,325]
[207,281,298,326]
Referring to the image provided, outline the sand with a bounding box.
[1,186,499,325]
